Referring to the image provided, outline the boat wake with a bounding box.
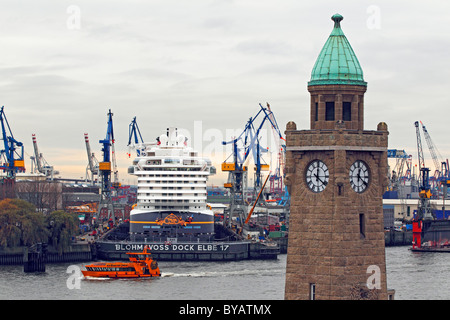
[161,272,175,277]
[161,268,284,278]
[83,276,111,281]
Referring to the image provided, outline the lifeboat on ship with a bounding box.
[82,246,161,278]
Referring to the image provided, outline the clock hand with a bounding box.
[356,173,368,185]
[314,173,327,185]
[314,173,319,184]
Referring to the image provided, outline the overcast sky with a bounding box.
[1,0,450,185]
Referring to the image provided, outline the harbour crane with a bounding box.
[414,121,433,220]
[127,116,159,159]
[31,134,58,179]
[127,116,145,157]
[412,121,447,249]
[250,103,286,206]
[84,133,100,184]
[264,103,286,199]
[128,116,144,147]
[387,149,411,191]
[0,106,25,199]
[442,160,449,185]
[420,122,445,174]
[387,149,413,219]
[0,106,25,178]
[221,103,284,229]
[97,109,121,222]
[222,128,249,228]
[420,121,447,196]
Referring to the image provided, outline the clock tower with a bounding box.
[284,14,390,300]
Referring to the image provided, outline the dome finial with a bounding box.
[331,13,343,28]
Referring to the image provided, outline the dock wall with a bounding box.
[96,240,279,261]
[385,230,413,246]
[0,243,93,265]
[96,241,252,261]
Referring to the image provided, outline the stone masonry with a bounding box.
[284,121,389,300]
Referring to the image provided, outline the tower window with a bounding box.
[343,102,351,121]
[310,283,316,300]
[315,102,318,121]
[325,102,335,121]
[337,183,343,196]
[359,213,365,239]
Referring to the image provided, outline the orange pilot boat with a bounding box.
[82,246,161,278]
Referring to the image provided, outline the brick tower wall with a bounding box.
[284,122,389,300]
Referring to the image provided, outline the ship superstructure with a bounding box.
[128,127,215,241]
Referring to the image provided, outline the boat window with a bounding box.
[165,159,180,164]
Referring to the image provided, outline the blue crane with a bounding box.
[222,103,284,189]
[387,149,409,159]
[97,109,120,222]
[222,105,268,194]
[128,116,143,147]
[387,149,412,188]
[0,106,25,178]
[99,109,115,191]
[221,103,286,227]
[127,116,145,157]
[254,103,285,190]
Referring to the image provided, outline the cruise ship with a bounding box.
[95,126,279,261]
[127,127,216,241]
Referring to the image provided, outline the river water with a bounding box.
[0,246,448,300]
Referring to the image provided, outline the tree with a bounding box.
[0,198,48,248]
[46,210,80,255]
[0,199,80,253]
[16,180,62,212]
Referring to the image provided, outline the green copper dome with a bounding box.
[308,14,367,87]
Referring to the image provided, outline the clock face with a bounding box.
[305,160,329,193]
[349,160,370,193]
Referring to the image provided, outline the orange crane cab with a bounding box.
[82,246,161,278]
